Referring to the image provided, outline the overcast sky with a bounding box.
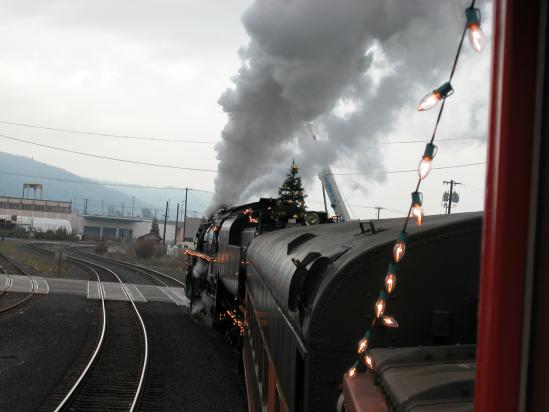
[0,0,491,219]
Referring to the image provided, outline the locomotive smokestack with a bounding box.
[207,0,491,214]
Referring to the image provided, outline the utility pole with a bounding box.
[162,201,169,246]
[84,199,88,215]
[131,196,135,217]
[101,200,104,215]
[182,188,188,244]
[174,203,180,245]
[122,202,125,217]
[374,206,384,220]
[443,180,462,214]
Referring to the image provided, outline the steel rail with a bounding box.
[0,251,32,276]
[68,256,149,412]
[53,263,107,412]
[0,251,37,313]
[0,276,37,313]
[73,247,185,288]
[0,273,13,296]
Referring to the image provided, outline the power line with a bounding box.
[0,170,213,193]
[308,200,406,214]
[0,120,216,144]
[363,137,480,145]
[331,162,485,176]
[0,133,217,172]
[0,119,483,146]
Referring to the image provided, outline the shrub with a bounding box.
[134,239,156,259]
[95,242,108,255]
[153,244,167,258]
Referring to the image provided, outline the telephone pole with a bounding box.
[131,196,135,217]
[443,180,462,214]
[374,206,384,220]
[182,188,188,244]
[174,203,180,245]
[84,199,88,215]
[162,201,169,246]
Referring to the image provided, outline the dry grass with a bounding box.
[0,240,70,277]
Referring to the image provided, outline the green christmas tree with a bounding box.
[278,159,307,208]
[150,217,160,236]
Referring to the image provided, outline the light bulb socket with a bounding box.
[411,191,423,205]
[435,82,454,99]
[397,231,408,244]
[378,290,387,301]
[387,262,397,276]
[466,7,481,27]
[423,143,438,159]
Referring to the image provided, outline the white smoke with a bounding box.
[208,0,492,213]
[191,290,214,315]
[192,259,209,278]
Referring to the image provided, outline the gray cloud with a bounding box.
[208,0,491,213]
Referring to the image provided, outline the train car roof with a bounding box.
[247,211,483,343]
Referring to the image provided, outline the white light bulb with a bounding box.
[468,24,485,52]
[411,204,424,225]
[418,91,441,111]
[418,156,433,179]
[375,298,385,318]
[393,241,406,263]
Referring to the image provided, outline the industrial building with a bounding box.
[0,193,203,244]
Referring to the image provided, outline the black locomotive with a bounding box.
[185,201,482,412]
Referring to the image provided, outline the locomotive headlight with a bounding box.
[418,143,437,180]
[418,82,453,111]
[411,191,424,225]
[375,291,387,318]
[393,232,408,263]
[357,330,371,354]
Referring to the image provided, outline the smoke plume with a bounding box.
[208,0,491,214]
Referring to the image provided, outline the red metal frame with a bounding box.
[475,0,542,410]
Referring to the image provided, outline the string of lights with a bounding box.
[348,0,484,378]
[0,120,216,144]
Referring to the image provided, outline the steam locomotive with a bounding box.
[185,201,481,412]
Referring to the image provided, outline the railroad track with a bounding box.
[71,247,186,290]
[0,251,38,313]
[43,256,149,412]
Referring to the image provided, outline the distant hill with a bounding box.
[0,152,211,218]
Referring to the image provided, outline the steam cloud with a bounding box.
[207,0,491,214]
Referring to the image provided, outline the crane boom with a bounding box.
[318,167,351,222]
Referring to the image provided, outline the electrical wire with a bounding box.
[365,137,480,145]
[0,120,216,144]
[0,119,484,147]
[0,133,217,173]
[0,170,212,193]
[331,161,485,176]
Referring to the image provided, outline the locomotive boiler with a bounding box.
[185,202,481,411]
